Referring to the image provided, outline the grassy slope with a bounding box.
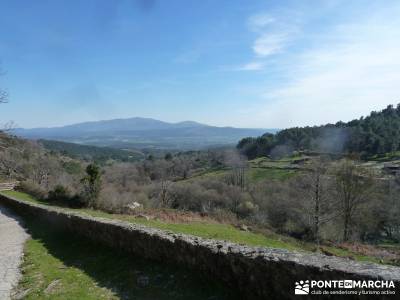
[16,215,236,300]
[3,190,395,266]
[369,151,400,162]
[2,191,303,251]
[39,139,144,163]
[187,156,300,183]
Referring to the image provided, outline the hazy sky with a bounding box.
[0,0,399,128]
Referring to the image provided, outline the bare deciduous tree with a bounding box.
[223,149,248,192]
[1,66,10,134]
[334,160,373,241]
[301,159,330,245]
[292,158,337,245]
[0,89,7,104]
[0,66,8,104]
[159,179,173,207]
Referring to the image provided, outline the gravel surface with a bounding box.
[0,205,29,300]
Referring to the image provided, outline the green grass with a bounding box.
[186,156,304,183]
[249,155,308,166]
[248,168,296,181]
[3,190,398,266]
[16,216,236,300]
[368,151,400,162]
[1,191,304,251]
[187,165,297,183]
[88,210,303,250]
[378,241,400,250]
[321,246,382,265]
[187,168,229,181]
[246,157,303,182]
[4,190,43,203]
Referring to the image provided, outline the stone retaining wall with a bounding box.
[1,193,400,299]
[0,181,18,191]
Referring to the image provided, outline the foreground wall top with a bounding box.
[1,194,399,299]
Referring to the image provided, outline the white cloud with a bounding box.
[238,12,299,71]
[248,13,275,31]
[253,33,289,57]
[251,11,400,128]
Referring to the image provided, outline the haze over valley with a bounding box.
[14,117,274,150]
[1,1,400,299]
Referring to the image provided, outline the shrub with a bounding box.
[47,185,70,203]
[47,184,86,208]
[81,163,102,208]
[237,199,258,218]
[67,195,86,208]
[16,180,47,199]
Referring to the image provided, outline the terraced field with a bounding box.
[186,156,306,183]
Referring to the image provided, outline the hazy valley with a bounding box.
[1,1,400,298]
[14,117,274,150]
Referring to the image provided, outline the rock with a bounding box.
[44,279,61,294]
[124,202,142,213]
[3,193,400,300]
[13,288,32,300]
[137,275,150,288]
[136,214,150,221]
[239,224,249,231]
[321,248,334,256]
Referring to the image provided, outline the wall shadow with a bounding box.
[19,215,240,300]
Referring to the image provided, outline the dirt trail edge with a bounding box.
[0,205,29,300]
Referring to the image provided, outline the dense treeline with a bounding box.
[238,104,400,159]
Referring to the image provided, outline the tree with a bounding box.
[297,158,335,245]
[334,160,373,241]
[81,163,102,207]
[311,162,323,245]
[0,66,7,104]
[223,150,248,192]
[287,157,338,244]
[369,178,400,242]
[158,179,173,207]
[0,89,7,104]
[1,66,11,133]
[237,104,400,158]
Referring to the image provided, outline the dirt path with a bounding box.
[0,205,29,300]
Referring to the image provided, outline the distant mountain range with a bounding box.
[14,117,277,150]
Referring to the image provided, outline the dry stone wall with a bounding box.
[1,193,400,299]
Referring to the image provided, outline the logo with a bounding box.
[294,279,396,296]
[344,280,353,289]
[295,280,310,295]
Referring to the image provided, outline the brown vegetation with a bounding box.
[1,132,400,250]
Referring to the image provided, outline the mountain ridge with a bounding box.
[13,117,277,150]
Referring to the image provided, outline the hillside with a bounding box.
[39,139,144,164]
[13,117,275,150]
[4,190,400,266]
[238,104,400,159]
[2,127,400,299]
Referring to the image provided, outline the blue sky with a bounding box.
[0,0,399,128]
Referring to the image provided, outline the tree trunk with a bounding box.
[314,175,320,246]
[343,210,350,241]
